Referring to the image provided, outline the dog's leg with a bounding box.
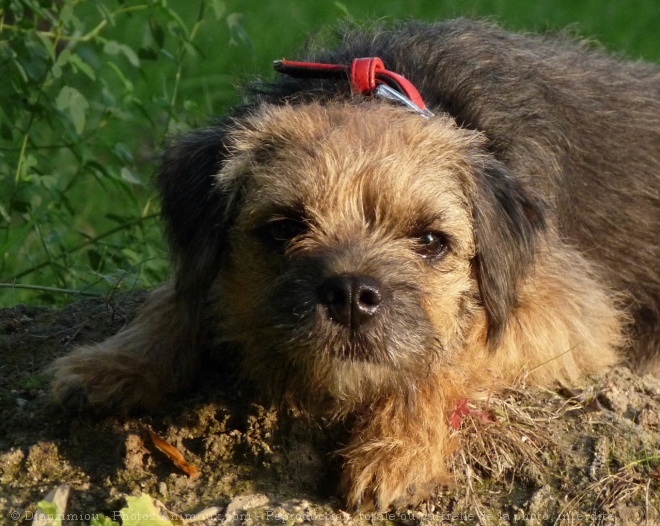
[50,281,206,413]
[339,375,460,511]
[631,328,660,377]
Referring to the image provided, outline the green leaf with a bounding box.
[68,54,97,80]
[107,62,135,93]
[90,514,120,526]
[55,86,89,134]
[21,38,50,81]
[37,501,62,526]
[183,99,200,112]
[334,2,355,20]
[226,13,253,50]
[104,41,140,67]
[120,167,143,186]
[51,62,63,79]
[103,40,121,55]
[118,494,173,526]
[34,30,56,62]
[113,142,134,163]
[120,44,140,68]
[0,202,10,222]
[59,2,77,26]
[211,0,226,20]
[121,247,141,262]
[10,55,29,84]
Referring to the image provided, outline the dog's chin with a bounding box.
[282,331,438,409]
[331,344,385,364]
[325,333,398,365]
[312,356,418,409]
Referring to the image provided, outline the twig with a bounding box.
[0,283,101,297]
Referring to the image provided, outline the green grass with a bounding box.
[1,0,659,307]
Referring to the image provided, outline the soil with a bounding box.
[1,292,659,525]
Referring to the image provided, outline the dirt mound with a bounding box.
[1,294,658,524]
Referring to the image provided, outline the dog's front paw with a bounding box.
[339,439,443,511]
[50,343,160,415]
[51,368,97,415]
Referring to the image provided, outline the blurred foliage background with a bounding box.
[1,0,659,307]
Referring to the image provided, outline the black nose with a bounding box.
[318,274,383,329]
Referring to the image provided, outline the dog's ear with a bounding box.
[156,120,244,298]
[471,160,547,346]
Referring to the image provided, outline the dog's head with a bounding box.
[158,102,545,407]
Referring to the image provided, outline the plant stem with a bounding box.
[0,283,101,297]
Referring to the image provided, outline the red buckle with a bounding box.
[274,57,430,113]
[351,57,384,93]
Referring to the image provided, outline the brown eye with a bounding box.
[415,231,449,259]
[263,217,307,246]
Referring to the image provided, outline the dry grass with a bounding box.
[450,384,575,480]
[446,376,660,523]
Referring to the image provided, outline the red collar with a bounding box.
[273,57,433,117]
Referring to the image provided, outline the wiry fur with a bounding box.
[50,19,658,510]
[50,282,208,413]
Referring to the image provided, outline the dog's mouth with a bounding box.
[274,311,400,366]
[326,330,391,364]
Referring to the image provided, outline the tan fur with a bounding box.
[51,102,629,509]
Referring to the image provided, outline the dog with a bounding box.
[51,19,659,510]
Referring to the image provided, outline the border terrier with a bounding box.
[51,19,659,509]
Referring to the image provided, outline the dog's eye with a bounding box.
[414,232,449,259]
[264,217,307,244]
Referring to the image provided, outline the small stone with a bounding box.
[159,482,168,497]
[224,494,270,525]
